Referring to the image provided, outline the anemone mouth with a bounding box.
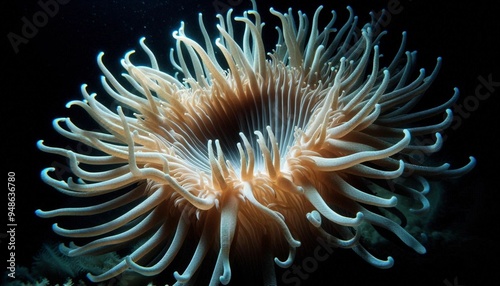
[156,65,320,174]
[35,2,476,285]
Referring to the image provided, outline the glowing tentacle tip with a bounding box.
[306,210,322,228]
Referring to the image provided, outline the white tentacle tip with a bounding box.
[387,196,398,207]
[306,210,322,228]
[219,269,231,285]
[34,209,47,218]
[173,271,188,283]
[354,211,364,222]
[384,256,395,268]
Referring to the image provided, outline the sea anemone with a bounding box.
[36,1,475,285]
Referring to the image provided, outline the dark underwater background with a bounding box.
[2,0,499,285]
